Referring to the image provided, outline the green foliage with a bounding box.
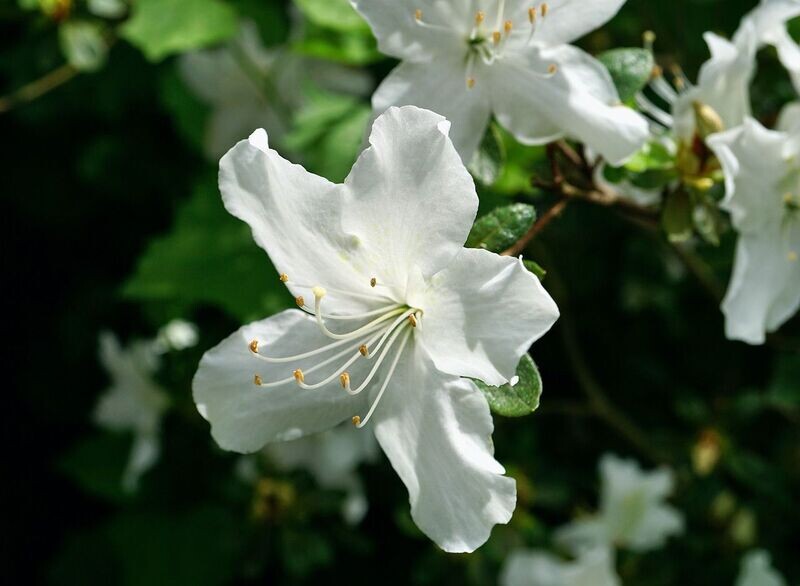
[598,48,655,102]
[474,355,543,417]
[294,0,370,33]
[123,178,291,323]
[284,87,371,182]
[121,0,238,62]
[60,433,133,503]
[466,203,537,253]
[59,20,108,72]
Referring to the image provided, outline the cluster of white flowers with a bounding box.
[500,454,683,584]
[94,320,197,491]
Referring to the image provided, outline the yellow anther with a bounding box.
[295,295,305,308]
[312,286,326,299]
[643,30,656,45]
[504,20,513,34]
[414,9,422,21]
[254,374,262,386]
[408,314,418,328]
[548,64,558,74]
[492,30,501,44]
[370,277,377,287]
[652,64,663,78]
[475,10,485,25]
[359,344,369,357]
[467,77,476,89]
[789,251,798,262]
[249,340,259,353]
[529,7,537,23]
[279,273,289,282]
[541,2,548,17]
[340,372,350,388]
[293,369,305,383]
[352,415,361,426]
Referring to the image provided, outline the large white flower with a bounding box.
[94,332,171,491]
[265,423,379,524]
[351,0,648,165]
[555,454,684,554]
[707,112,800,345]
[193,105,559,552]
[179,21,371,160]
[736,550,787,586]
[500,547,620,586]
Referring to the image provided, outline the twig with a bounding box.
[502,198,570,256]
[0,64,78,113]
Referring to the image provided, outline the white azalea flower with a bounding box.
[351,0,649,165]
[741,0,800,94]
[736,550,787,586]
[707,113,800,345]
[265,423,379,524]
[500,547,620,586]
[555,454,684,553]
[94,332,170,491]
[193,106,559,552]
[179,21,371,160]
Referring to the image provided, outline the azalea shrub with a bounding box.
[4,0,799,585]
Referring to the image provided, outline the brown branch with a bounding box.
[502,198,570,256]
[0,64,79,113]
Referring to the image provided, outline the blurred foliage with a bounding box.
[2,0,798,585]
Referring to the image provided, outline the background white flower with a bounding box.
[555,453,684,553]
[94,332,170,491]
[736,550,787,586]
[193,105,559,552]
[708,114,800,344]
[351,0,648,165]
[500,547,620,586]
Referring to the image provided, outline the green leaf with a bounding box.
[767,354,800,410]
[661,188,693,242]
[598,48,654,102]
[523,259,547,280]
[60,433,132,503]
[123,177,291,323]
[624,140,674,173]
[284,87,371,182]
[474,354,543,417]
[294,0,369,32]
[469,124,506,186]
[291,25,382,65]
[59,20,108,72]
[88,0,127,19]
[121,0,237,62]
[466,203,537,253]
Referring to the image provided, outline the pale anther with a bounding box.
[414,9,422,21]
[541,3,548,17]
[352,415,361,426]
[340,372,350,388]
[254,374,262,386]
[279,273,289,282]
[408,314,418,328]
[492,31,501,44]
[528,7,536,23]
[504,20,513,35]
[249,339,259,354]
[293,369,305,383]
[467,77,476,89]
[295,295,304,308]
[370,277,377,287]
[475,10,485,25]
[359,344,369,357]
[548,64,558,74]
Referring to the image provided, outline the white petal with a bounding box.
[626,505,685,552]
[736,550,788,586]
[344,106,479,288]
[490,46,649,165]
[777,101,800,134]
[707,118,789,232]
[417,248,558,386]
[672,32,754,140]
[350,0,468,61]
[219,130,376,312]
[737,0,800,45]
[504,0,627,46]
[769,26,800,93]
[500,550,565,586]
[122,433,161,492]
[193,310,371,452]
[722,229,800,345]
[371,344,516,553]
[372,59,492,162]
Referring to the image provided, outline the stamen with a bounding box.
[467,77,476,89]
[414,8,422,21]
[541,2,548,17]
[295,296,304,308]
[643,30,656,53]
[286,280,393,303]
[254,374,262,386]
[370,277,377,287]
[636,93,674,127]
[314,295,406,340]
[408,314,418,328]
[651,74,678,104]
[295,337,373,390]
[279,273,289,282]
[353,329,412,428]
[548,64,557,74]
[340,372,350,388]
[492,30,501,45]
[344,322,410,396]
[249,326,377,364]
[504,20,513,35]
[359,344,369,357]
[249,340,259,353]
[293,369,304,383]
[528,7,536,23]
[475,10,485,25]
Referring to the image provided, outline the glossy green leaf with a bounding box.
[466,203,537,253]
[121,0,237,62]
[474,354,543,417]
[294,0,369,32]
[598,48,654,102]
[469,124,506,186]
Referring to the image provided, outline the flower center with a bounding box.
[248,274,423,428]
[413,2,555,89]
